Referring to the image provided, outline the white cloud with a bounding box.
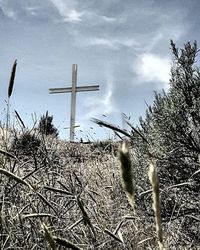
[5,10,15,18]
[50,0,83,22]
[90,38,117,49]
[79,37,139,50]
[82,11,125,24]
[101,15,119,23]
[25,6,41,16]
[134,53,171,89]
[72,71,116,140]
[81,71,116,122]
[0,6,16,19]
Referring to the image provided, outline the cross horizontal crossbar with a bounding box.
[49,64,100,142]
[49,85,99,94]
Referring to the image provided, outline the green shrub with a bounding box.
[10,130,41,157]
[38,111,59,138]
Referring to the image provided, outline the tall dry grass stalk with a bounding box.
[14,110,25,129]
[118,141,135,210]
[92,118,131,138]
[76,196,96,238]
[8,59,17,98]
[5,60,17,148]
[148,161,164,250]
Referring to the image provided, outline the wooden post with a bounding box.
[70,64,77,141]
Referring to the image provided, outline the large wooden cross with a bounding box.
[49,64,99,142]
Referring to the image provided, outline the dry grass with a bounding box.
[0,131,199,249]
[0,134,151,249]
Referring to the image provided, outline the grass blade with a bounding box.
[92,118,131,138]
[0,168,31,188]
[42,223,57,250]
[22,213,56,219]
[53,236,82,250]
[104,229,123,243]
[0,148,17,160]
[14,110,26,129]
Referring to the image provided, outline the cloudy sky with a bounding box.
[0,0,199,141]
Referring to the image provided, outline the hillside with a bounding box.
[0,133,199,249]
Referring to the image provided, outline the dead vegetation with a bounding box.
[0,136,140,249]
[0,133,198,249]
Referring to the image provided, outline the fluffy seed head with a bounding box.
[118,141,135,208]
[148,161,164,250]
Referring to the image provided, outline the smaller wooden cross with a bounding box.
[49,64,99,142]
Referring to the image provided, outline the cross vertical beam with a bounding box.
[70,64,77,142]
[49,64,99,142]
